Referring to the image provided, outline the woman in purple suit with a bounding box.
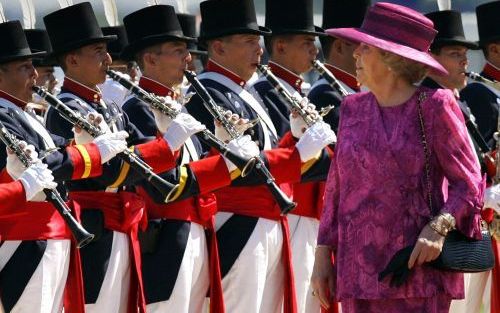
[311,3,485,313]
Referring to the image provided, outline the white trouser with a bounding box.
[85,231,131,313]
[449,271,491,313]
[288,214,321,313]
[216,213,284,313]
[0,239,70,313]
[147,222,209,313]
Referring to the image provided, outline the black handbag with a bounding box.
[417,92,495,273]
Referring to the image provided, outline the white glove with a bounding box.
[73,112,110,144]
[6,141,38,179]
[163,113,205,151]
[93,131,129,163]
[290,98,320,139]
[18,163,57,201]
[223,135,260,172]
[484,184,500,214]
[151,97,183,134]
[214,110,251,143]
[296,121,336,162]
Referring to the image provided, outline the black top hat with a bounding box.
[43,2,116,56]
[199,0,271,41]
[265,0,325,36]
[323,0,370,29]
[121,5,195,61]
[0,21,45,64]
[177,13,207,55]
[102,26,129,60]
[425,10,479,50]
[476,1,500,46]
[24,29,57,67]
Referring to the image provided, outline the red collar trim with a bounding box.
[62,77,102,104]
[268,61,303,92]
[206,59,246,88]
[483,62,500,82]
[0,90,28,108]
[139,76,177,99]
[324,63,360,92]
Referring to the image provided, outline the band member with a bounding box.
[422,10,484,156]
[0,19,127,313]
[249,0,334,312]
[24,29,58,119]
[185,0,335,312]
[307,0,370,132]
[461,1,500,147]
[121,5,258,312]
[42,3,204,312]
[99,26,130,107]
[24,29,59,94]
[461,2,500,313]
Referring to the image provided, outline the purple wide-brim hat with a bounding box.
[326,2,448,76]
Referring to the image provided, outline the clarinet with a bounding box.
[0,121,94,248]
[32,86,180,202]
[106,69,256,177]
[466,72,500,90]
[184,69,297,215]
[256,64,331,128]
[311,59,353,97]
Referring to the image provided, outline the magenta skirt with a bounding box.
[341,295,452,313]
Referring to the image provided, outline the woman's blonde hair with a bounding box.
[380,51,429,84]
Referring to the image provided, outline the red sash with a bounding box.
[68,191,147,313]
[215,185,298,313]
[0,200,85,313]
[143,192,225,313]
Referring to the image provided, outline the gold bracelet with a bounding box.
[429,213,456,236]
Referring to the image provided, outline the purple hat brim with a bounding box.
[326,27,449,76]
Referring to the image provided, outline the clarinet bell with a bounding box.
[319,105,334,118]
[75,229,95,248]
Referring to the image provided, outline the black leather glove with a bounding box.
[378,245,414,287]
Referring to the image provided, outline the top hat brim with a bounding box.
[432,38,480,50]
[51,35,117,56]
[189,48,208,56]
[270,26,327,37]
[327,28,448,76]
[199,25,272,42]
[0,50,46,65]
[30,49,58,67]
[121,33,196,61]
[478,35,500,47]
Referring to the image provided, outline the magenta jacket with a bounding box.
[318,87,485,301]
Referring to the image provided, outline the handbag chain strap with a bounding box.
[416,92,432,211]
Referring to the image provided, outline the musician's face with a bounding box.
[334,39,358,76]
[35,66,58,93]
[210,34,263,81]
[431,45,469,90]
[148,41,191,87]
[64,42,112,87]
[0,59,37,102]
[274,34,318,74]
[486,42,500,68]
